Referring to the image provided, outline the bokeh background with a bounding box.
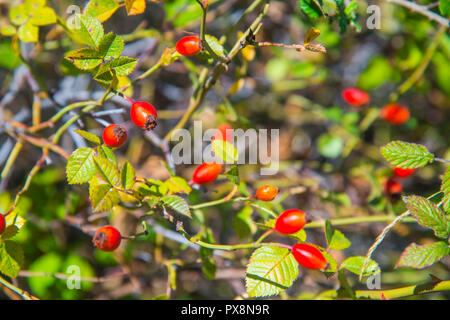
[0,0,449,299]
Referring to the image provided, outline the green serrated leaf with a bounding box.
[403,195,450,239]
[73,129,101,144]
[98,145,117,166]
[98,32,124,60]
[246,245,299,298]
[381,141,434,169]
[120,161,135,189]
[18,22,39,42]
[93,156,119,186]
[441,167,450,213]
[84,0,120,22]
[29,7,57,26]
[77,14,104,48]
[66,147,97,184]
[109,56,137,76]
[299,0,324,19]
[89,175,120,212]
[0,241,24,278]
[396,242,450,269]
[161,195,191,218]
[164,176,191,194]
[341,256,380,277]
[65,48,103,70]
[212,139,238,164]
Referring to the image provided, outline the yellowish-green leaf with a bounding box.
[109,56,138,76]
[84,0,120,22]
[403,195,450,239]
[164,176,191,194]
[161,195,191,218]
[381,141,434,169]
[125,0,146,15]
[441,167,450,213]
[66,147,97,184]
[120,161,135,189]
[29,7,57,26]
[396,242,450,269]
[10,4,28,25]
[18,22,39,42]
[93,156,119,186]
[246,245,299,298]
[65,48,103,70]
[341,256,380,277]
[1,25,17,36]
[89,175,120,212]
[76,14,104,48]
[98,32,124,60]
[0,241,24,278]
[212,139,238,164]
[73,129,101,145]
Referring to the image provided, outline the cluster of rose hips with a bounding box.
[93,36,205,251]
[341,88,410,125]
[274,209,327,270]
[101,35,203,150]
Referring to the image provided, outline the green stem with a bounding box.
[189,197,249,210]
[304,215,417,229]
[355,280,450,300]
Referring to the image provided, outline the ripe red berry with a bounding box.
[93,226,122,252]
[292,243,327,270]
[176,36,201,56]
[380,103,410,125]
[393,167,415,178]
[130,101,158,130]
[384,178,402,195]
[0,214,5,235]
[212,123,233,143]
[275,209,306,234]
[255,185,278,201]
[102,124,127,148]
[341,88,370,107]
[189,162,222,185]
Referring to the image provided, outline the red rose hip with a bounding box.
[176,36,201,56]
[255,185,278,201]
[275,209,306,234]
[341,88,370,107]
[102,124,127,148]
[130,101,158,130]
[292,243,327,269]
[0,214,5,235]
[93,226,122,252]
[384,178,402,195]
[393,167,415,178]
[380,103,410,125]
[189,162,222,185]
